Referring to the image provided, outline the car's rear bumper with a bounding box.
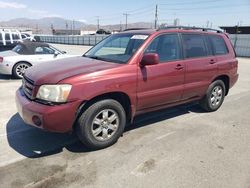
[15,88,81,133]
[0,63,12,75]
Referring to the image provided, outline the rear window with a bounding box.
[182,34,207,58]
[209,35,228,55]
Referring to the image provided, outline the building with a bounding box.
[52,29,81,35]
[219,26,250,34]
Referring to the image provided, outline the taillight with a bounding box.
[0,57,3,63]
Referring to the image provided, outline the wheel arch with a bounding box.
[73,91,132,130]
[212,75,230,96]
[12,61,32,72]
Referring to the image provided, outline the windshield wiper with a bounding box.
[84,55,125,64]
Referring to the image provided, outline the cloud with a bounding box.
[29,9,47,15]
[28,9,62,18]
[78,19,87,23]
[0,1,27,9]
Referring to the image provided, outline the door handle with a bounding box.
[209,59,216,64]
[175,64,184,70]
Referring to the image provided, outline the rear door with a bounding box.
[181,33,218,100]
[137,33,185,110]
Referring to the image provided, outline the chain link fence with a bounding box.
[36,35,108,46]
[229,34,250,57]
[36,34,250,57]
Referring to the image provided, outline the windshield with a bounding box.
[84,33,148,64]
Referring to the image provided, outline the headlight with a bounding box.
[36,84,72,103]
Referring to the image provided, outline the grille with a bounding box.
[22,76,35,100]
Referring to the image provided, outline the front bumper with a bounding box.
[15,88,81,133]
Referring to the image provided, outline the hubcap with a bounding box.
[210,85,223,107]
[16,63,29,77]
[91,109,119,141]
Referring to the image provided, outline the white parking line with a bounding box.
[156,131,175,140]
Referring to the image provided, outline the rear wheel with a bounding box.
[200,80,226,112]
[76,99,126,150]
[13,62,31,79]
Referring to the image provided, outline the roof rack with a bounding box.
[158,26,223,33]
[123,28,153,31]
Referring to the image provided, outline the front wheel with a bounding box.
[76,99,126,150]
[13,62,31,79]
[199,80,226,112]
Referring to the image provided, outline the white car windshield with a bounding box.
[84,33,148,64]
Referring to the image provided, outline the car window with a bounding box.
[209,35,228,55]
[85,34,147,64]
[182,34,207,58]
[21,34,27,39]
[35,46,55,54]
[5,33,10,40]
[12,44,23,53]
[12,33,19,40]
[145,34,181,62]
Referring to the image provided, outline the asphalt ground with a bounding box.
[0,44,249,188]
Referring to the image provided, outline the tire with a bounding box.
[199,80,226,112]
[76,99,126,150]
[12,62,31,79]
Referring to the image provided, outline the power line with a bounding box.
[159,3,249,12]
[159,0,224,6]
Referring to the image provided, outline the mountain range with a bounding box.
[0,17,153,34]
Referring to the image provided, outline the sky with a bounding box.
[0,0,250,28]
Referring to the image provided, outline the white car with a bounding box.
[0,41,75,78]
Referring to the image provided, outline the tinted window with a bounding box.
[12,44,24,54]
[5,33,10,40]
[182,34,207,58]
[21,34,27,39]
[145,34,181,62]
[0,33,2,45]
[209,35,228,55]
[12,33,19,40]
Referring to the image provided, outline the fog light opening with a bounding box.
[32,115,42,126]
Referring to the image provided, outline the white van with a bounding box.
[0,29,22,51]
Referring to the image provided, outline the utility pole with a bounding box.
[119,21,122,31]
[97,16,100,30]
[72,20,75,35]
[206,21,209,28]
[123,13,130,30]
[154,4,158,29]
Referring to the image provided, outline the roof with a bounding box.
[16,41,49,55]
[119,26,224,36]
[120,29,156,35]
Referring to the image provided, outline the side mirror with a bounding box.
[140,53,159,67]
[62,51,67,54]
[54,51,60,57]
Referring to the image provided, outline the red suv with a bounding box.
[16,27,238,149]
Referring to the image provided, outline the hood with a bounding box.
[25,56,122,85]
[0,50,18,57]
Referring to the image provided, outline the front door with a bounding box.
[136,34,185,110]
